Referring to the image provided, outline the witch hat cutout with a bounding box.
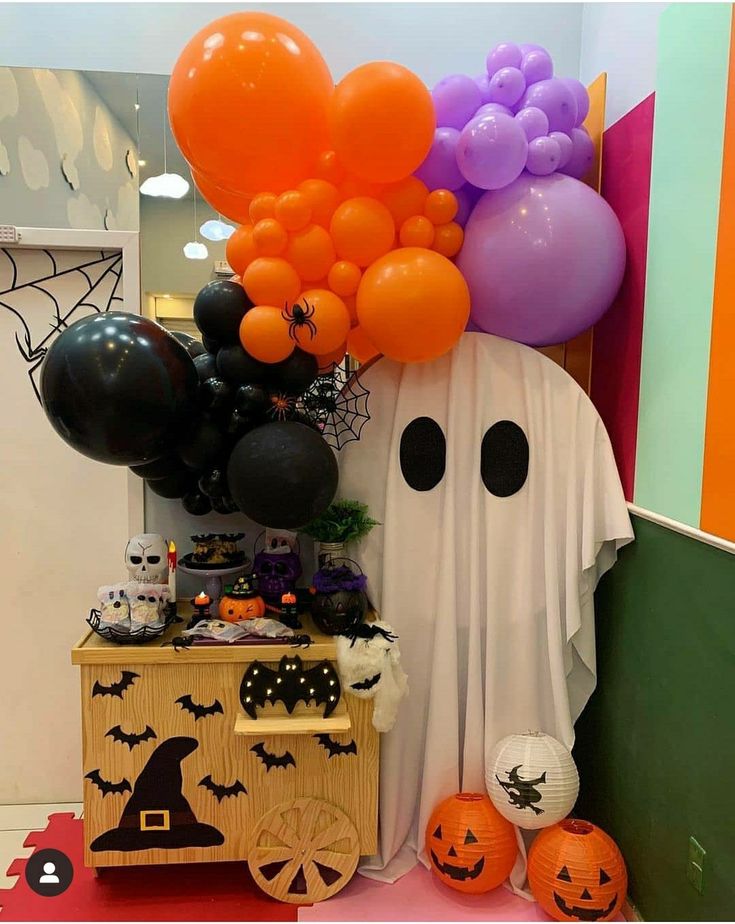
[90,736,224,852]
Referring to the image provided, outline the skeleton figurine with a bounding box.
[124,534,169,584]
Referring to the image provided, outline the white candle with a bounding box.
[167,540,177,604]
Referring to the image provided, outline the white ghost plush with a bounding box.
[126,583,170,629]
[338,332,633,883]
[97,584,129,628]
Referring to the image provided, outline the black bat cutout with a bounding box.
[198,775,247,803]
[239,655,341,719]
[250,742,296,771]
[350,672,381,691]
[105,724,157,751]
[175,694,224,720]
[92,671,139,699]
[85,768,132,797]
[314,734,357,758]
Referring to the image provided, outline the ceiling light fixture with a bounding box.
[140,101,189,199]
[200,215,235,241]
[184,188,209,260]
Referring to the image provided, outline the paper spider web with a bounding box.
[299,361,371,451]
[0,247,124,403]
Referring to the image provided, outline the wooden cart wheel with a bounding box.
[249,797,360,903]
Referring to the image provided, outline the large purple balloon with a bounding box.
[433,74,482,130]
[457,173,625,346]
[456,112,528,190]
[414,126,465,190]
[518,77,577,133]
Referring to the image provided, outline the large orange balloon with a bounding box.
[226,225,258,275]
[356,247,470,363]
[381,176,429,226]
[239,306,294,363]
[330,62,435,183]
[286,224,336,282]
[242,257,301,308]
[290,289,351,354]
[317,342,347,373]
[192,171,252,224]
[347,325,379,364]
[330,197,395,267]
[169,12,333,196]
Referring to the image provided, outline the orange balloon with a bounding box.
[315,150,346,185]
[253,218,288,256]
[239,306,294,364]
[330,197,395,267]
[347,325,379,364]
[343,294,359,327]
[242,257,301,308]
[286,224,336,281]
[249,193,277,224]
[298,179,340,227]
[330,62,435,183]
[328,260,362,297]
[432,222,464,258]
[425,188,459,225]
[356,247,469,363]
[400,215,435,248]
[338,174,385,202]
[289,289,351,354]
[275,191,312,232]
[192,170,252,224]
[169,12,333,196]
[226,225,258,275]
[317,341,347,373]
[381,176,429,226]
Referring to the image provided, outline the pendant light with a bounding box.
[140,101,190,198]
[183,188,208,259]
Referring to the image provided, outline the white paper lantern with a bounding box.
[486,731,579,829]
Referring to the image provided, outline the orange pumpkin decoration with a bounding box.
[528,819,627,921]
[425,792,517,894]
[218,575,266,623]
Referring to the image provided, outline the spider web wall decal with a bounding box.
[0,247,124,404]
[299,360,371,451]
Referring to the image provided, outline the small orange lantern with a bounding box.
[528,819,627,921]
[425,792,517,894]
[218,574,266,623]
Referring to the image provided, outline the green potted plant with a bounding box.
[302,499,379,566]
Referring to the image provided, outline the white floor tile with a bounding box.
[0,803,82,832]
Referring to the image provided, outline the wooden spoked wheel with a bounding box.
[249,797,360,903]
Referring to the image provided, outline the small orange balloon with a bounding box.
[250,193,278,224]
[192,170,252,224]
[400,215,435,248]
[315,150,346,185]
[330,197,395,267]
[381,176,430,226]
[239,306,294,364]
[330,62,435,183]
[432,222,464,258]
[425,188,459,225]
[328,260,362,297]
[275,190,312,232]
[242,257,301,308]
[289,289,351,354]
[356,247,469,363]
[286,224,336,282]
[298,178,340,227]
[226,225,258,275]
[317,341,347,373]
[347,325,379,364]
[253,218,288,256]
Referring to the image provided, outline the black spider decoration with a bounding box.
[340,623,398,648]
[282,299,317,342]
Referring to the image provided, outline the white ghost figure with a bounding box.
[124,533,169,584]
[126,582,170,629]
[97,584,130,629]
[338,332,633,884]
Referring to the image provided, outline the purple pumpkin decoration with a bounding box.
[253,540,302,605]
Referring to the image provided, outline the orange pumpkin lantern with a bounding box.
[218,575,266,623]
[425,792,517,894]
[528,819,627,921]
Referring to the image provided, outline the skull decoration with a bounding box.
[124,533,169,584]
[253,534,302,605]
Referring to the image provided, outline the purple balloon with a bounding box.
[526,136,562,175]
[456,112,528,191]
[488,66,526,107]
[475,73,493,104]
[560,127,595,179]
[519,78,577,133]
[414,126,465,190]
[515,106,549,141]
[433,74,482,130]
[549,131,572,169]
[521,49,554,84]
[457,173,625,346]
[519,43,547,56]
[486,42,522,76]
[562,78,590,125]
[454,183,483,226]
[475,102,513,119]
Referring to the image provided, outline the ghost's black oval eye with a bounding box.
[481,420,529,497]
[400,416,446,491]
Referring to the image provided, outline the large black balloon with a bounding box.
[41,312,198,466]
[130,454,181,480]
[194,352,219,382]
[216,344,269,384]
[146,469,195,499]
[194,280,254,344]
[267,348,318,396]
[178,418,226,470]
[227,422,338,528]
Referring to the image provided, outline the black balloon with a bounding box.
[182,490,213,516]
[129,454,182,480]
[199,467,228,499]
[268,348,318,396]
[202,335,221,354]
[41,312,197,466]
[194,280,254,344]
[216,344,269,384]
[227,422,338,528]
[178,418,226,471]
[194,352,219,382]
[235,384,270,415]
[227,408,256,438]
[146,469,194,499]
[199,377,231,410]
[211,493,240,515]
[187,340,208,359]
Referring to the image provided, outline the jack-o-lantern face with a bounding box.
[528,819,627,922]
[218,594,266,623]
[426,793,517,894]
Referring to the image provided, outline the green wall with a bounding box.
[574,515,735,921]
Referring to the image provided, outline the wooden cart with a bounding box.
[71,608,379,903]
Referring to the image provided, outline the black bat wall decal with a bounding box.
[105,725,157,750]
[314,734,357,758]
[175,694,224,720]
[198,775,248,802]
[92,671,140,699]
[85,769,132,797]
[239,655,341,719]
[350,673,381,691]
[250,742,296,771]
